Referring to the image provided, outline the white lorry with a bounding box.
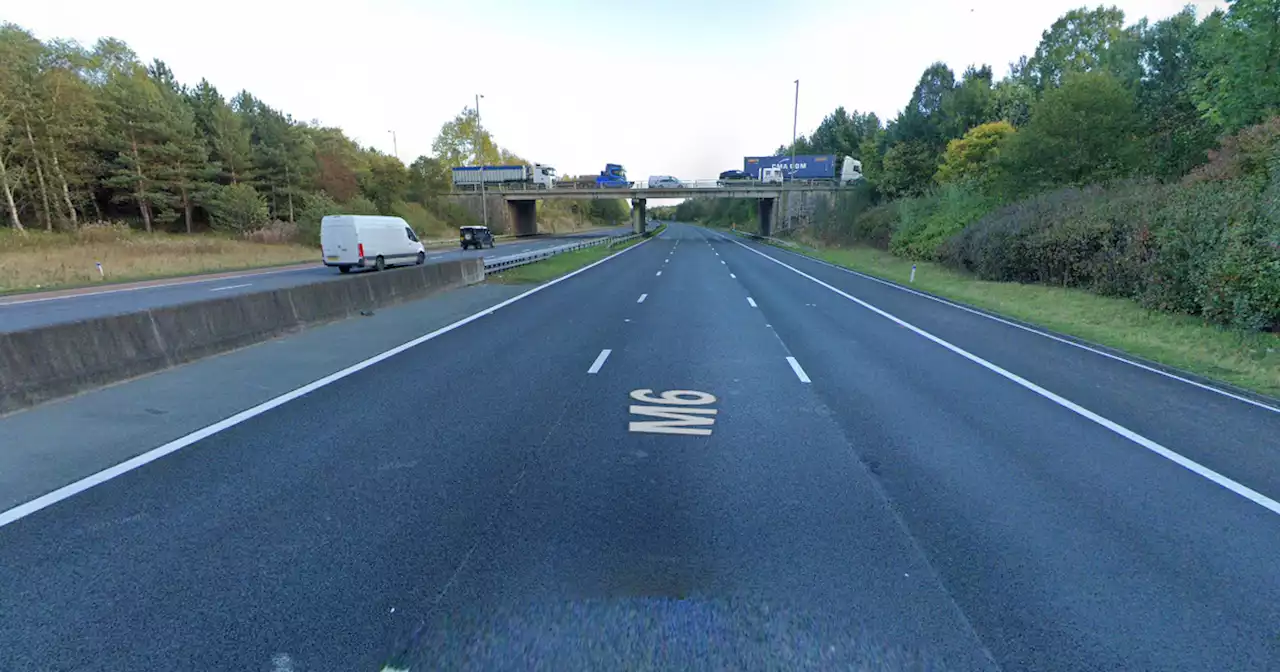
[321,215,426,273]
[451,163,557,190]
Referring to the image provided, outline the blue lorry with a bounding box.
[743,154,863,184]
[596,163,631,188]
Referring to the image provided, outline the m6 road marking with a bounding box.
[628,389,718,436]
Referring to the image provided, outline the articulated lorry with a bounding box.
[451,163,557,190]
[744,155,863,185]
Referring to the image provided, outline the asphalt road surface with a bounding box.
[0,227,627,333]
[1,223,1278,671]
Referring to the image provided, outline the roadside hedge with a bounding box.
[940,175,1280,331]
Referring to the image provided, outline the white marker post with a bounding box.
[910,264,916,283]
[96,262,104,279]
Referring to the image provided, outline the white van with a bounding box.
[647,175,683,189]
[321,215,426,273]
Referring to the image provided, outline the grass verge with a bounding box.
[0,227,317,294]
[755,236,1280,399]
[488,228,659,285]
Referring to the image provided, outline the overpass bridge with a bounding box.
[451,181,849,237]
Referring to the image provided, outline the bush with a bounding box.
[809,183,877,244]
[851,203,900,250]
[935,121,1016,188]
[207,184,270,233]
[941,175,1280,331]
[241,220,301,245]
[889,184,1000,259]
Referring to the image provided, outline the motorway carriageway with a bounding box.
[1,223,1279,670]
[0,227,627,333]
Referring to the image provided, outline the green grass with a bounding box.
[766,237,1280,399]
[487,227,657,284]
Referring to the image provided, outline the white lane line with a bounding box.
[731,238,1280,517]
[0,266,312,306]
[664,258,669,263]
[637,293,647,303]
[786,356,812,383]
[720,260,726,265]
[656,271,662,277]
[0,235,656,530]
[209,283,252,292]
[746,236,1279,415]
[587,349,612,374]
[747,297,757,308]
[730,273,736,279]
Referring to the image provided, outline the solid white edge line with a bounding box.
[587,349,612,374]
[0,235,655,529]
[637,293,647,303]
[209,283,253,292]
[733,233,1279,415]
[786,356,812,383]
[0,266,313,306]
[747,297,757,308]
[730,236,1280,517]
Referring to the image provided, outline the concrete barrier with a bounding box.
[0,258,484,414]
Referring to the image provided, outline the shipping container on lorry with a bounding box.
[451,163,556,190]
[743,155,862,184]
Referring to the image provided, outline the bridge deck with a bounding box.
[450,185,846,200]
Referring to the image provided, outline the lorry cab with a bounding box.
[321,215,425,273]
[597,163,630,188]
[841,157,864,185]
[761,167,784,184]
[531,163,557,189]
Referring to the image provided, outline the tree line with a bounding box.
[768,1,1278,197]
[0,24,623,239]
[680,1,1280,332]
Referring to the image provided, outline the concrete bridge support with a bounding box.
[507,200,538,236]
[632,199,647,235]
[758,197,776,237]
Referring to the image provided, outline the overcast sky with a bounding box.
[10,0,1223,183]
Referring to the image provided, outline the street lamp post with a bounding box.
[475,94,487,228]
[790,79,799,182]
[786,79,799,232]
[387,130,398,159]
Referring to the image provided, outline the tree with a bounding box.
[938,65,996,140]
[157,91,216,233]
[936,121,1016,187]
[431,107,502,167]
[100,63,176,231]
[999,70,1141,194]
[880,139,938,198]
[35,39,103,228]
[1191,0,1280,133]
[306,125,363,202]
[207,183,268,232]
[1022,6,1134,91]
[187,80,252,185]
[237,93,312,222]
[809,107,882,159]
[407,155,450,203]
[991,79,1035,127]
[360,152,408,212]
[0,25,54,230]
[892,62,957,148]
[1136,7,1217,178]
